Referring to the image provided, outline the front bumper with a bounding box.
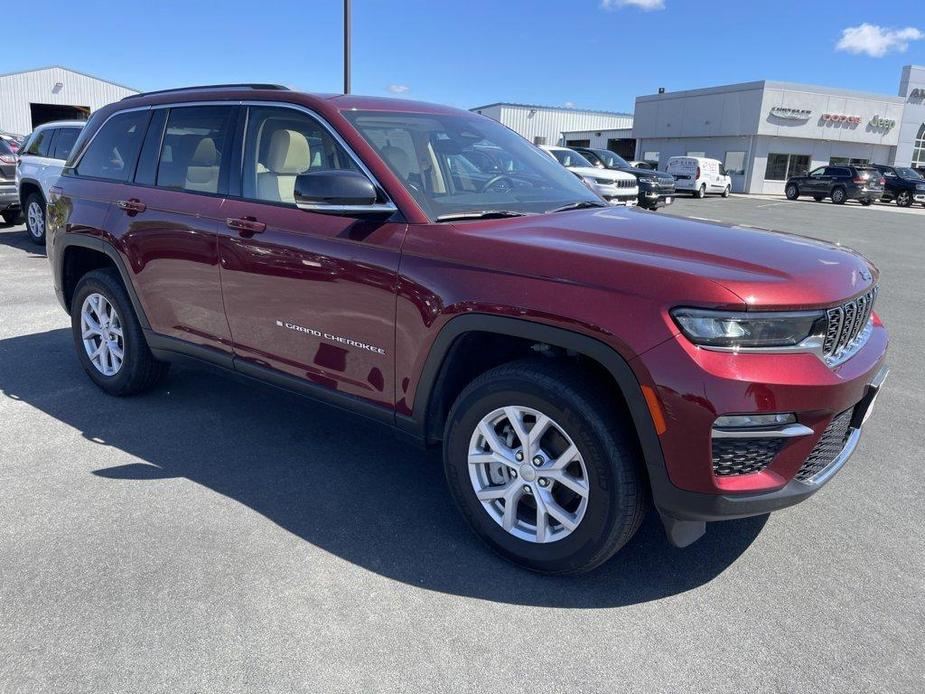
[633,316,888,531]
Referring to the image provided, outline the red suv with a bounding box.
[47,86,889,574]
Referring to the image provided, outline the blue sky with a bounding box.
[7,0,924,112]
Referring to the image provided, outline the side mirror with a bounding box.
[294,170,396,215]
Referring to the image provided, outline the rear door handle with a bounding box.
[117,199,146,213]
[226,217,266,235]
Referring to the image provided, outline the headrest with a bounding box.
[267,129,310,174]
[380,145,411,179]
[191,138,217,166]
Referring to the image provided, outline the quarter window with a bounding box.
[76,111,149,181]
[25,129,53,157]
[156,106,235,194]
[242,106,360,204]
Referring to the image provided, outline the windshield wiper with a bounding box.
[435,210,532,222]
[547,200,609,213]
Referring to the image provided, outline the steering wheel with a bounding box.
[480,175,515,193]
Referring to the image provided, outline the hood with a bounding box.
[462,208,877,310]
[567,165,637,182]
[615,166,673,182]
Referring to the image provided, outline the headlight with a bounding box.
[594,177,613,185]
[639,176,657,184]
[670,308,827,348]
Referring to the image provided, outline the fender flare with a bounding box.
[401,314,667,481]
[56,234,151,330]
[17,177,44,206]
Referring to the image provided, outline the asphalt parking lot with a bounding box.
[1,196,923,693]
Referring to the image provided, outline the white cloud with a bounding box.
[601,0,665,10]
[386,84,410,94]
[835,24,923,57]
[564,101,576,108]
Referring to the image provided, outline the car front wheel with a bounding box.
[25,193,46,244]
[722,185,731,198]
[785,184,799,200]
[1,209,21,225]
[443,359,647,574]
[896,191,913,207]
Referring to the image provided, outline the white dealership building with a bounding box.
[565,65,925,194]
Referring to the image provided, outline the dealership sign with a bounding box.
[770,106,812,120]
[869,115,896,129]
[822,113,862,125]
[910,88,925,100]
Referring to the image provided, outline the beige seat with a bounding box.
[257,129,311,203]
[379,145,413,180]
[185,138,220,193]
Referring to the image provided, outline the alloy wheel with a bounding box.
[897,191,911,207]
[468,406,589,543]
[27,201,44,238]
[80,293,125,376]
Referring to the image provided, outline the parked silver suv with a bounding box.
[16,120,84,244]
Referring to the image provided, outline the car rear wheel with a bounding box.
[695,184,706,199]
[443,359,647,575]
[896,191,913,207]
[785,184,799,200]
[71,268,168,396]
[25,193,46,245]
[831,187,847,204]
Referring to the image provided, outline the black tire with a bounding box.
[722,185,731,198]
[24,192,46,245]
[860,200,872,207]
[831,187,847,205]
[695,184,706,199]
[785,184,799,200]
[443,359,648,575]
[71,268,168,396]
[896,190,913,208]
[1,209,21,225]
[813,195,824,202]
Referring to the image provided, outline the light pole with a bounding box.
[343,0,351,94]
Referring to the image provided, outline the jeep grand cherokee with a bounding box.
[46,85,889,574]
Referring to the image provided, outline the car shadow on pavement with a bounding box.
[0,226,46,257]
[0,328,768,608]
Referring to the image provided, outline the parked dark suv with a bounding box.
[0,138,21,225]
[871,164,925,208]
[47,86,889,574]
[785,165,884,205]
[573,146,675,210]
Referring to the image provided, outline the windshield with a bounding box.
[0,139,13,156]
[894,167,923,180]
[343,111,600,219]
[592,149,631,169]
[548,148,594,169]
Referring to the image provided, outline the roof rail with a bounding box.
[121,83,290,101]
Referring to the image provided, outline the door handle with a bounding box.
[117,199,146,214]
[226,217,266,235]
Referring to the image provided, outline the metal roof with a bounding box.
[470,102,632,118]
[0,65,139,93]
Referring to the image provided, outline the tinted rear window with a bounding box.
[0,139,12,155]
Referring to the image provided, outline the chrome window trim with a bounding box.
[69,98,398,215]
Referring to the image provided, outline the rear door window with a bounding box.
[75,111,150,181]
[49,128,80,161]
[155,106,235,194]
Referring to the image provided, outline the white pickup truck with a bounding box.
[16,120,84,244]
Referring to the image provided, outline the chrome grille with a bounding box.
[618,179,635,189]
[822,286,877,363]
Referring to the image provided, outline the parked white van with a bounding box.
[666,157,731,198]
